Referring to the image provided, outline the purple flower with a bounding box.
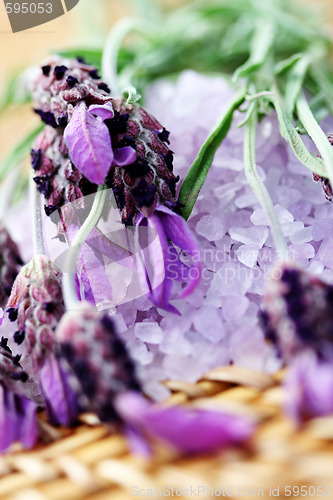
[285,350,333,422]
[55,302,141,423]
[39,354,80,426]
[136,205,201,313]
[260,261,333,363]
[0,342,39,452]
[0,385,38,452]
[6,255,65,373]
[64,101,136,185]
[115,392,255,454]
[0,223,23,309]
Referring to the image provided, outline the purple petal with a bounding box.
[88,227,137,271]
[116,392,254,454]
[0,386,18,452]
[66,224,113,306]
[156,206,201,298]
[88,102,114,121]
[40,355,79,426]
[137,214,176,312]
[113,146,136,167]
[285,350,333,422]
[64,101,113,185]
[18,397,38,449]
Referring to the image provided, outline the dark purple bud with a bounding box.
[0,337,11,354]
[89,69,100,79]
[57,116,68,127]
[34,109,58,128]
[157,127,170,143]
[132,179,157,207]
[54,65,67,80]
[31,148,42,171]
[42,65,51,76]
[14,329,25,345]
[98,82,111,93]
[105,111,129,135]
[66,75,79,88]
[7,308,18,322]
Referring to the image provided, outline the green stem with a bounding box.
[102,17,153,98]
[62,187,107,310]
[296,91,333,187]
[30,173,45,256]
[244,106,288,260]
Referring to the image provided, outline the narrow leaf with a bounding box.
[274,53,303,75]
[285,55,310,118]
[233,19,274,81]
[64,102,113,185]
[272,87,326,177]
[296,91,333,188]
[178,88,246,220]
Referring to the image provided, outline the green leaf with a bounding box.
[55,48,103,71]
[178,88,246,220]
[233,19,274,81]
[284,55,310,117]
[0,124,44,183]
[296,91,333,186]
[272,86,326,177]
[274,53,303,75]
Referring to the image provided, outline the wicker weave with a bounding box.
[0,366,332,500]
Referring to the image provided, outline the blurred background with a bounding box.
[0,0,332,166]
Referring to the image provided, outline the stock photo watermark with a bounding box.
[130,485,332,497]
[3,0,80,32]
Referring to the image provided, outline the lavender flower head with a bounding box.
[7,255,65,373]
[55,302,141,423]
[260,261,333,362]
[260,261,333,421]
[30,56,201,311]
[0,223,23,309]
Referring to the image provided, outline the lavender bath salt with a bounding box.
[105,71,333,400]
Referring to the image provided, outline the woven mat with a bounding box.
[0,366,332,500]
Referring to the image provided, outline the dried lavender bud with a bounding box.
[30,56,179,228]
[260,261,333,363]
[0,223,23,309]
[6,255,65,373]
[105,98,179,225]
[30,56,112,128]
[56,302,141,423]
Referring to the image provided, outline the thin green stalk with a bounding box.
[62,187,107,310]
[244,106,288,260]
[30,173,45,256]
[296,91,333,188]
[102,17,153,98]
